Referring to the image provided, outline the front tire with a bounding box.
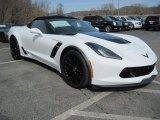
[61,50,90,89]
[10,37,21,60]
[105,25,112,32]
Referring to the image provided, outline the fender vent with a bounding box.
[50,42,62,58]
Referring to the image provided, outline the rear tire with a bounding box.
[61,50,90,89]
[105,25,112,32]
[10,37,21,60]
[0,32,8,43]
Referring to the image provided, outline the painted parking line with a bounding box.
[0,60,22,65]
[134,89,160,94]
[153,80,160,85]
[51,92,112,120]
[71,110,160,120]
[0,47,9,51]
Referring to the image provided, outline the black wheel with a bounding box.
[10,37,21,60]
[1,33,7,43]
[0,32,3,42]
[61,50,90,89]
[145,28,149,31]
[131,24,134,30]
[105,25,112,32]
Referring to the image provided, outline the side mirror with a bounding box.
[95,27,99,31]
[30,28,43,36]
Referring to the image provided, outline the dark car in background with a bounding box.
[83,15,122,32]
[0,23,13,42]
[109,16,133,30]
[145,16,160,31]
[103,16,123,32]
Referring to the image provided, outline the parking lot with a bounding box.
[0,30,160,120]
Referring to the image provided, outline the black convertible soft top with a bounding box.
[27,15,78,28]
[34,15,77,20]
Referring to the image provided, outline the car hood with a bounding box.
[75,32,143,51]
[74,32,157,64]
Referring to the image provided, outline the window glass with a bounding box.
[121,17,126,21]
[31,20,47,34]
[48,18,97,35]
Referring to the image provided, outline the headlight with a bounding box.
[124,23,128,25]
[85,42,122,60]
[113,22,117,26]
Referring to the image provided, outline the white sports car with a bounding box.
[8,16,158,89]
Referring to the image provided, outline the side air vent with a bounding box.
[50,42,62,58]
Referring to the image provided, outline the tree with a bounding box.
[56,3,64,15]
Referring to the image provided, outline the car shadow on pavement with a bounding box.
[21,57,150,92]
[0,113,10,120]
[22,57,62,78]
[87,84,149,92]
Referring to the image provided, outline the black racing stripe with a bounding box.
[50,42,62,58]
[21,47,27,55]
[82,32,131,44]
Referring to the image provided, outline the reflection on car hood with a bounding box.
[81,32,130,44]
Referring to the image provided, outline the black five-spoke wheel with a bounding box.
[61,50,90,89]
[10,37,21,60]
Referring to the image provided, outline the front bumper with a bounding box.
[112,25,123,30]
[93,75,157,88]
[134,24,142,29]
[90,56,158,87]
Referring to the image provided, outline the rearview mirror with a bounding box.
[30,28,43,36]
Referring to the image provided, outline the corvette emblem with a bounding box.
[142,53,149,58]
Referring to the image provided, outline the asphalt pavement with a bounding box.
[0,30,160,120]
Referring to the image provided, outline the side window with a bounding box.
[31,20,47,34]
[97,17,104,21]
[121,17,126,21]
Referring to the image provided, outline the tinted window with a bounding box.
[31,20,47,34]
[146,16,159,21]
[96,16,104,21]
[121,17,126,21]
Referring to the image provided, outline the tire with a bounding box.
[131,24,134,30]
[0,33,2,42]
[61,50,90,89]
[145,28,149,31]
[0,32,8,43]
[10,37,21,60]
[105,25,112,32]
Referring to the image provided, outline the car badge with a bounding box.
[142,53,149,58]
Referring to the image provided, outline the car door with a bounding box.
[21,20,58,65]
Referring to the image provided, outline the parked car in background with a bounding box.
[116,16,142,29]
[111,16,133,30]
[0,23,14,42]
[103,16,123,32]
[83,15,122,32]
[129,16,145,28]
[145,16,160,31]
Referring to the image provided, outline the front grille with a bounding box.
[120,64,155,78]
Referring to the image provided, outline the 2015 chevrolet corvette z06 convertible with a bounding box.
[8,16,158,89]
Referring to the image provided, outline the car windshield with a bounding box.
[109,16,118,21]
[126,17,132,20]
[129,17,136,20]
[146,16,159,21]
[47,18,97,35]
[0,24,6,29]
[104,16,112,21]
